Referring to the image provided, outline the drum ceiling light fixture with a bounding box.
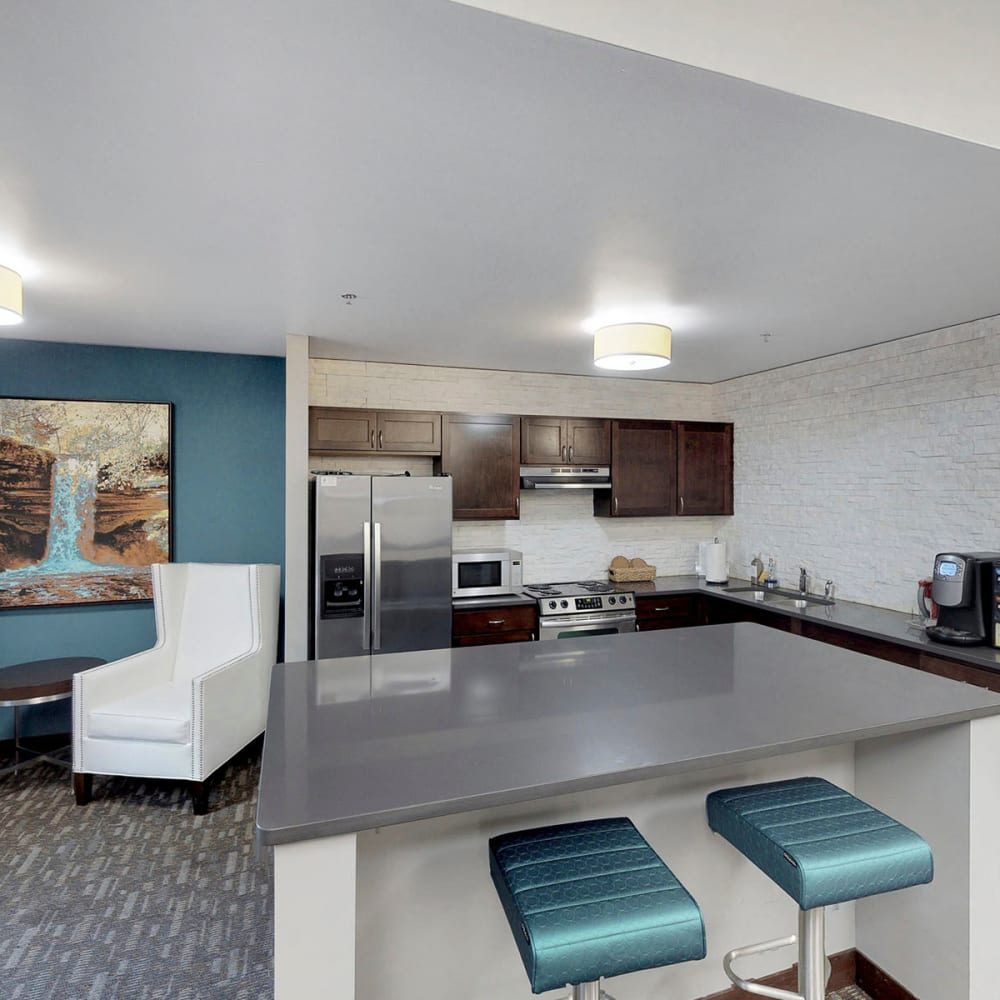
[0,265,24,325]
[593,323,671,370]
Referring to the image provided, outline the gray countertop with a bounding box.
[458,575,1000,671]
[452,594,536,610]
[256,622,1000,846]
[630,575,1000,672]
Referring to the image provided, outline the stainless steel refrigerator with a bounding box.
[312,474,453,659]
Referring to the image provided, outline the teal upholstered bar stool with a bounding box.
[706,777,934,1000]
[489,817,706,999]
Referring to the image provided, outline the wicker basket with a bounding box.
[609,565,657,582]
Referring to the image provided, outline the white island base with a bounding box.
[273,715,1000,1000]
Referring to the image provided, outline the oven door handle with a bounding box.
[538,613,636,628]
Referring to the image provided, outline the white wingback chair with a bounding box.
[72,562,280,813]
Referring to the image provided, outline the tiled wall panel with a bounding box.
[714,316,1000,613]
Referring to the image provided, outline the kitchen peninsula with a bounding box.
[257,624,1000,1000]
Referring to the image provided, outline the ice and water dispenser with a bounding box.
[319,554,364,620]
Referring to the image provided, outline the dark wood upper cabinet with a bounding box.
[676,422,733,516]
[309,407,441,455]
[376,410,441,453]
[521,416,610,466]
[439,413,520,520]
[309,408,377,452]
[595,419,734,518]
[595,420,677,517]
[309,406,731,520]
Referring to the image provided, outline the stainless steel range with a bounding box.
[524,581,637,641]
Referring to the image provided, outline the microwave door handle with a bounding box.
[362,522,372,650]
[372,522,382,650]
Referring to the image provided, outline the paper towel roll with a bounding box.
[705,542,728,584]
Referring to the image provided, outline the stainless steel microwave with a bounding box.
[452,548,523,598]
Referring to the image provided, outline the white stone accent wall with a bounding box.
[714,316,1000,613]
[310,360,726,581]
[309,359,713,419]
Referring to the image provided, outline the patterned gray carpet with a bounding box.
[0,747,271,1000]
[0,747,875,1000]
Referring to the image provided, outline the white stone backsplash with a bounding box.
[453,490,725,584]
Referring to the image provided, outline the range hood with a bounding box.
[520,466,611,490]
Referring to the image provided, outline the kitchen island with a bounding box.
[257,623,1000,1000]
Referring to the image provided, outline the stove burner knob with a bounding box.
[560,599,569,608]
[548,600,557,609]
[608,595,616,604]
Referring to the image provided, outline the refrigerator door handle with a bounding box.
[372,521,382,650]
[362,522,372,650]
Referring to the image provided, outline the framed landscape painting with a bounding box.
[0,397,172,609]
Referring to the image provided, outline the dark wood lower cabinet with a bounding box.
[704,596,1000,693]
[796,621,918,667]
[453,604,537,646]
[635,594,699,631]
[916,651,1000,693]
[453,630,535,647]
[703,595,791,632]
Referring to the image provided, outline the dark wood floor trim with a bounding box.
[855,950,919,1000]
[697,948,855,1000]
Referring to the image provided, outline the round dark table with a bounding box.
[0,656,106,777]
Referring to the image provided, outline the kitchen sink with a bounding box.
[724,586,834,607]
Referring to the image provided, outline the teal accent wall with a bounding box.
[0,338,285,738]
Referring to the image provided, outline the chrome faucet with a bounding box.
[799,566,808,594]
[824,579,834,600]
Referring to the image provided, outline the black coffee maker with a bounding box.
[926,551,1000,646]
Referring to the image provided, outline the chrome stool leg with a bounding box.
[797,908,826,1000]
[567,984,614,1000]
[722,908,831,1000]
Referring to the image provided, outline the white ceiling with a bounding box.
[3,0,1000,382]
[454,1,1000,150]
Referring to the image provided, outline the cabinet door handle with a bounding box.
[561,444,567,462]
[654,606,671,612]
[613,496,619,515]
[568,445,573,462]
[515,494,520,515]
[488,619,505,626]
[370,429,375,448]
[378,429,383,449]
